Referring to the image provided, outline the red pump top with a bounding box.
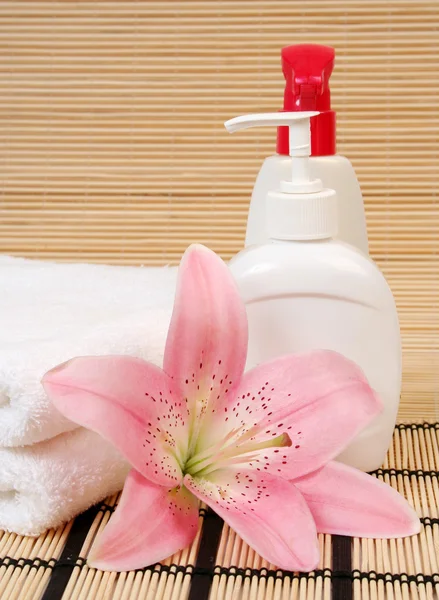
[276,44,336,156]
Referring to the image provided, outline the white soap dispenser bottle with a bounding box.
[226,111,401,472]
[245,44,369,255]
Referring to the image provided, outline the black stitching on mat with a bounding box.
[210,566,329,581]
[188,508,224,600]
[332,536,353,600]
[0,557,58,570]
[421,517,439,527]
[0,556,89,570]
[207,567,439,586]
[40,504,102,600]
[192,566,439,586]
[349,570,439,585]
[98,502,116,514]
[0,560,345,582]
[372,468,439,478]
[395,423,439,431]
[3,554,438,588]
[134,563,194,576]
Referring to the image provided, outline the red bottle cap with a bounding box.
[276,44,336,156]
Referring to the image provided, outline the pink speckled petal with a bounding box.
[203,351,381,480]
[42,356,188,486]
[164,244,248,421]
[89,469,199,572]
[294,461,421,538]
[185,468,319,572]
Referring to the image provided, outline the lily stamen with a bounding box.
[185,432,291,477]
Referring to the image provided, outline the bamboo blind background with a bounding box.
[0,1,438,417]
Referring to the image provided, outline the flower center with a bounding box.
[183,431,291,478]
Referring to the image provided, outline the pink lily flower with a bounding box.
[42,244,420,573]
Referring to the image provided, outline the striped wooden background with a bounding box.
[0,1,437,417]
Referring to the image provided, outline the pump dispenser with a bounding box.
[244,44,369,254]
[227,111,401,472]
[277,44,335,157]
[226,111,337,240]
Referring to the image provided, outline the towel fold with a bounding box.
[0,427,129,536]
[0,256,177,447]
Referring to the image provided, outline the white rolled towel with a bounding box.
[0,427,129,536]
[0,256,177,447]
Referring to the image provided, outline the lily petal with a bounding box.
[164,244,248,425]
[294,461,421,538]
[185,468,319,572]
[205,351,381,479]
[89,469,199,572]
[42,356,188,486]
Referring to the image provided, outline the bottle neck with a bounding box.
[267,188,338,242]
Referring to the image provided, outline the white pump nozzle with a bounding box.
[225,112,321,193]
[225,111,317,155]
[225,112,337,241]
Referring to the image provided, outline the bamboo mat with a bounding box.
[0,422,439,600]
